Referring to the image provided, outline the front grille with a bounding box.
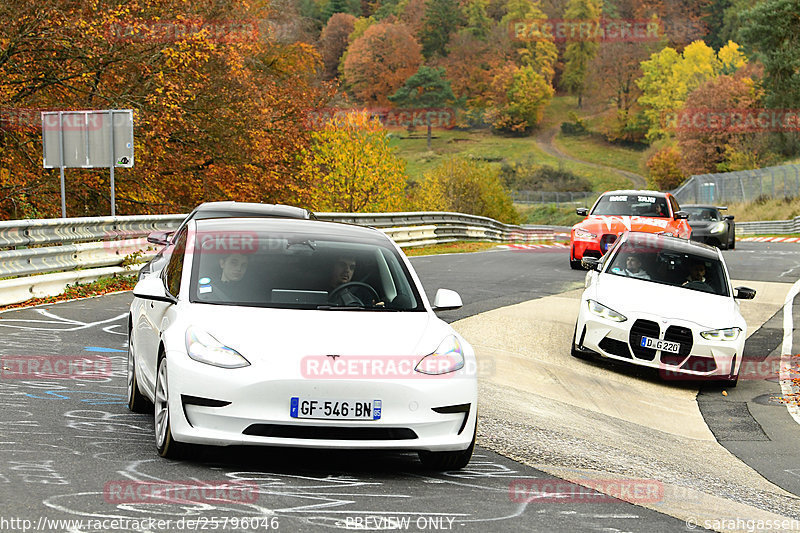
[630,319,659,361]
[661,326,693,366]
[243,424,418,440]
[600,234,618,253]
[599,337,632,359]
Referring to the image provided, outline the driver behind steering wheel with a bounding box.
[328,255,365,306]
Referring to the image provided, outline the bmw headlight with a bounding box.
[710,222,726,234]
[415,336,465,375]
[574,228,597,241]
[185,327,250,368]
[587,300,627,322]
[700,327,741,341]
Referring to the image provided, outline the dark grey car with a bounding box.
[683,205,735,250]
[138,202,315,279]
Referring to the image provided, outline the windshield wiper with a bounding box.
[316,305,367,310]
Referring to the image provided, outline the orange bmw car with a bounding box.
[570,190,691,269]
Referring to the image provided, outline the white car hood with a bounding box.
[591,274,743,330]
[180,304,446,360]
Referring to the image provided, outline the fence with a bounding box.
[0,211,563,306]
[512,191,596,205]
[673,164,800,205]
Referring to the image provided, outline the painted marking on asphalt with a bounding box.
[780,278,800,426]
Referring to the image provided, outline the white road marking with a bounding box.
[781,278,800,425]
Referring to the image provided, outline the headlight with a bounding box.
[587,300,627,322]
[710,222,726,234]
[574,228,597,240]
[185,327,250,368]
[415,336,465,375]
[700,327,741,341]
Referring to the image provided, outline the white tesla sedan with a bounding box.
[127,217,477,469]
[572,232,756,387]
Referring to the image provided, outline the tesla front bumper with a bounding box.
[164,350,478,452]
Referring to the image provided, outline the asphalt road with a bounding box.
[1,241,799,532]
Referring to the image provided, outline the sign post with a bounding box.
[42,110,134,217]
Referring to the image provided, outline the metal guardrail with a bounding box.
[0,211,562,306]
[735,218,800,235]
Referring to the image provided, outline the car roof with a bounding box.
[193,217,390,244]
[188,201,314,221]
[622,232,720,260]
[600,190,669,198]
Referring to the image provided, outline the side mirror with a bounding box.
[147,230,174,246]
[581,257,601,271]
[133,276,176,304]
[576,208,589,217]
[734,286,756,300]
[432,288,463,311]
[674,211,689,220]
[724,215,735,221]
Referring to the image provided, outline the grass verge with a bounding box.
[403,241,502,256]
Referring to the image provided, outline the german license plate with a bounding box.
[640,336,681,354]
[290,397,381,420]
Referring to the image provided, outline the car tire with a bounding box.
[570,247,583,270]
[729,231,736,250]
[127,327,151,414]
[418,419,476,471]
[154,356,186,459]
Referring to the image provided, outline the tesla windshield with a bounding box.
[591,194,670,217]
[188,222,423,311]
[607,236,729,297]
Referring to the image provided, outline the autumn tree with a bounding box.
[411,157,520,223]
[486,64,554,134]
[0,0,328,219]
[463,0,493,41]
[677,73,769,175]
[318,13,357,80]
[637,40,747,142]
[646,147,686,190]
[389,66,457,149]
[298,112,408,212]
[560,0,602,108]
[342,22,423,105]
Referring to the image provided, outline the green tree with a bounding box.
[412,157,520,223]
[560,0,602,108]
[501,0,557,84]
[486,65,554,134]
[419,0,465,58]
[463,0,492,40]
[739,0,800,109]
[389,66,457,149]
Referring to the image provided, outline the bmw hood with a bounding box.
[591,274,744,330]
[179,305,450,360]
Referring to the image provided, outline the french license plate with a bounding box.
[290,397,381,420]
[640,336,681,354]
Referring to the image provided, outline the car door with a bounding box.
[136,226,187,394]
[668,195,691,239]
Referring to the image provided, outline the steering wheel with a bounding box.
[328,282,380,306]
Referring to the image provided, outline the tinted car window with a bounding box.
[684,207,720,221]
[591,194,670,217]
[164,228,188,297]
[606,236,729,296]
[189,224,423,311]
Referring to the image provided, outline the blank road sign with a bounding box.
[42,110,134,169]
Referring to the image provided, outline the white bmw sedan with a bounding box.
[572,232,756,387]
[127,217,477,469]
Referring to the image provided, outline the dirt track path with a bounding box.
[534,124,647,188]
